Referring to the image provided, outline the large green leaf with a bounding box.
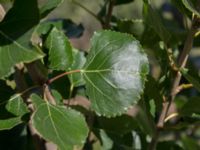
[82,30,149,117]
[32,95,89,150]
[40,0,64,18]
[0,0,44,78]
[0,95,29,130]
[45,27,73,71]
[182,0,200,17]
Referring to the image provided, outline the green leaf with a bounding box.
[115,0,134,5]
[40,0,64,18]
[0,95,29,130]
[95,115,138,135]
[0,117,23,130]
[31,94,45,109]
[117,19,144,39]
[6,95,29,116]
[45,27,73,71]
[143,3,171,43]
[0,0,44,78]
[181,68,200,92]
[182,136,200,150]
[68,48,86,87]
[182,0,200,17]
[82,30,149,117]
[32,96,88,150]
[180,97,200,116]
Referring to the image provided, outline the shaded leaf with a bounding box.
[181,68,200,92]
[0,95,29,130]
[82,30,149,117]
[143,2,171,43]
[182,0,200,17]
[37,19,84,38]
[180,97,200,116]
[117,19,144,39]
[6,95,29,116]
[95,114,138,135]
[0,0,44,78]
[115,0,134,5]
[45,27,73,71]
[40,0,64,18]
[0,117,23,130]
[182,136,200,150]
[32,95,88,150]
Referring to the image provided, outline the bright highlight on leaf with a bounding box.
[82,30,149,117]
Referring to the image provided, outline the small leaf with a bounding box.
[182,0,200,17]
[32,96,88,150]
[0,95,29,130]
[40,0,64,18]
[45,27,73,71]
[6,95,29,116]
[0,0,44,78]
[68,48,86,87]
[0,117,23,130]
[82,30,149,117]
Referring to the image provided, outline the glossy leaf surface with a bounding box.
[82,30,149,117]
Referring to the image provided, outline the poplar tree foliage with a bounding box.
[0,0,200,149]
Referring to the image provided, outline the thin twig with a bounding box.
[157,15,200,129]
[104,0,115,29]
[149,15,200,150]
[47,69,81,84]
[174,83,193,95]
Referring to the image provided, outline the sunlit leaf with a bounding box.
[82,30,149,117]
